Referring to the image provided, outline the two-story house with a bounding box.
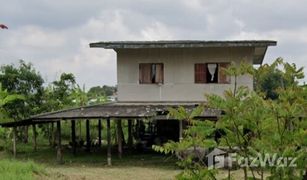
[0,40,277,165]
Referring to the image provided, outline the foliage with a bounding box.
[0,60,44,120]
[51,72,76,109]
[153,106,218,179]
[88,85,116,97]
[208,61,306,179]
[0,83,25,122]
[154,61,306,180]
[254,58,304,99]
[87,85,116,104]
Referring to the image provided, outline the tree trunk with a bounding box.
[243,167,247,180]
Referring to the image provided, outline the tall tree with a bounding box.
[51,73,76,108]
[0,60,44,143]
[254,58,304,99]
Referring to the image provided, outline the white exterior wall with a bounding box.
[117,47,254,102]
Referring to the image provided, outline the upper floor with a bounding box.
[90,40,276,102]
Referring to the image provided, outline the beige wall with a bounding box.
[116,47,254,102]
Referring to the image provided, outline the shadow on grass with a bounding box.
[1,143,178,171]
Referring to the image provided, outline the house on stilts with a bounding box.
[0,40,276,165]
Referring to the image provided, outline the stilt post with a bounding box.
[32,124,37,151]
[56,121,63,164]
[117,120,123,158]
[12,126,17,158]
[98,119,102,147]
[71,120,76,155]
[179,120,183,142]
[86,119,90,152]
[128,119,133,151]
[107,118,111,166]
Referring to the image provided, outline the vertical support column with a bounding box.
[179,120,183,142]
[117,120,123,159]
[32,124,37,151]
[12,126,17,158]
[50,122,55,147]
[56,121,63,164]
[107,118,111,166]
[98,119,102,147]
[71,120,76,155]
[86,119,90,152]
[128,119,133,151]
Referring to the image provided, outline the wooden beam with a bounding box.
[86,119,91,152]
[107,118,111,166]
[71,120,76,155]
[128,119,133,151]
[98,119,102,147]
[12,127,16,158]
[56,121,63,164]
[117,120,123,158]
[32,124,37,151]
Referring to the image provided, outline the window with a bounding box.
[139,63,164,84]
[195,63,230,84]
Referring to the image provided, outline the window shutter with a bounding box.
[155,64,164,83]
[218,63,231,84]
[139,64,151,83]
[195,64,207,83]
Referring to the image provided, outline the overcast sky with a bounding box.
[1,0,306,88]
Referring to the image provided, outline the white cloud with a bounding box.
[1,0,307,86]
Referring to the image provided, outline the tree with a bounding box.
[87,85,116,104]
[254,58,304,99]
[0,60,44,143]
[0,84,24,123]
[154,61,306,179]
[153,106,218,179]
[51,73,76,109]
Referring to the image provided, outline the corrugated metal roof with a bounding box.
[0,102,221,127]
[89,40,277,49]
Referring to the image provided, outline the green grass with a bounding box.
[0,142,179,180]
[0,139,266,179]
[0,159,46,180]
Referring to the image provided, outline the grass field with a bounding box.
[0,143,180,180]
[0,142,267,180]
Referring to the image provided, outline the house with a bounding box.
[0,40,276,165]
[90,40,276,102]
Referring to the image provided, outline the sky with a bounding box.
[1,0,307,88]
